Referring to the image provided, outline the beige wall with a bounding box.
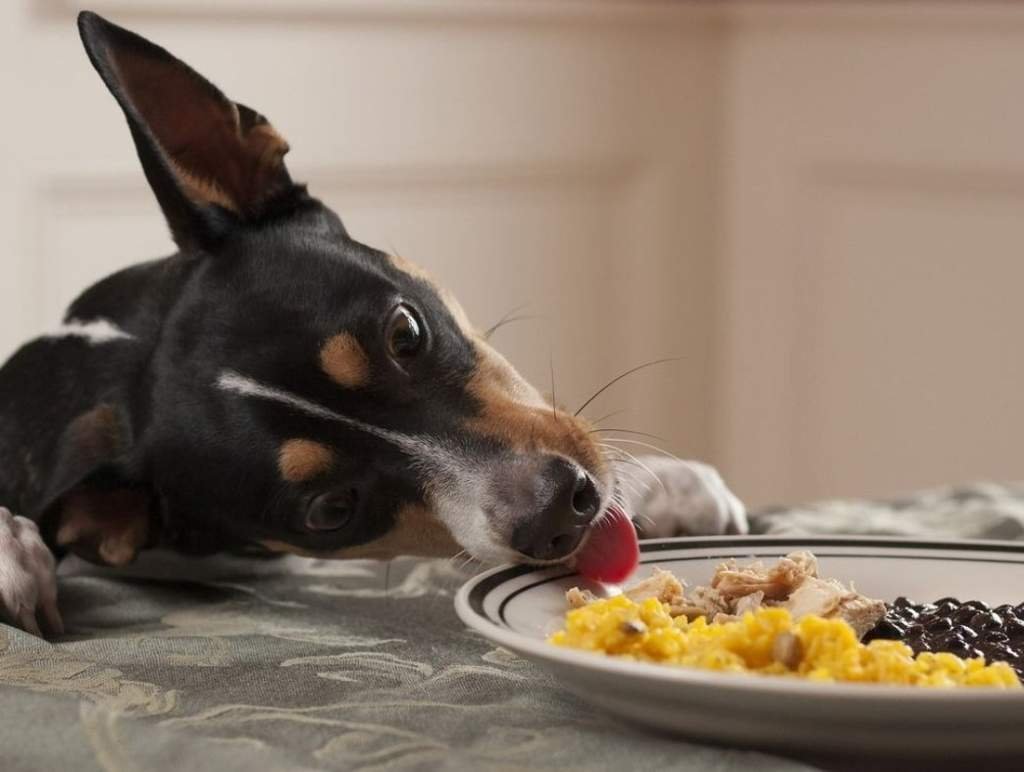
[2,0,723,468]
[716,2,1024,506]
[3,1,1024,509]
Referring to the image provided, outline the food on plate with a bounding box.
[551,552,1022,687]
[864,597,1024,677]
[569,551,887,637]
[549,595,1020,687]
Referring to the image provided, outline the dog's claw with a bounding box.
[17,607,42,638]
[41,602,64,637]
[0,507,61,637]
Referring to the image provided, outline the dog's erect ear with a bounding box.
[78,11,297,247]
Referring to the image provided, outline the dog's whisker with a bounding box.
[599,443,664,491]
[596,442,634,464]
[602,448,654,487]
[617,479,643,499]
[602,436,682,462]
[611,469,642,493]
[590,408,628,427]
[636,515,655,530]
[588,427,668,443]
[574,357,680,417]
[549,353,558,421]
[482,304,533,340]
[614,463,647,483]
[448,549,469,569]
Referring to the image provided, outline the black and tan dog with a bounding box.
[0,12,746,635]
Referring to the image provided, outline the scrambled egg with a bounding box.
[549,595,1021,688]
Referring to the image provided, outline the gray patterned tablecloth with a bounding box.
[3,482,1024,772]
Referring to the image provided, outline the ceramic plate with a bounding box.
[455,536,1024,755]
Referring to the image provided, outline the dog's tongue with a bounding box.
[574,505,639,583]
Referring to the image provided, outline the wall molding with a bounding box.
[35,157,644,207]
[723,1,1024,31]
[36,0,719,26]
[41,1,1020,30]
[29,154,646,317]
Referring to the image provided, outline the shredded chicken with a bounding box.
[733,590,766,617]
[566,587,598,609]
[831,593,889,639]
[621,568,688,616]
[711,551,818,601]
[565,550,886,640]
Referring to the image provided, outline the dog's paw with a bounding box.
[0,508,62,636]
[614,456,748,538]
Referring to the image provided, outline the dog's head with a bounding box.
[66,12,629,568]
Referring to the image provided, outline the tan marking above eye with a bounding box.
[278,439,335,482]
[387,252,435,284]
[386,253,476,336]
[260,503,459,559]
[465,340,605,477]
[320,332,370,388]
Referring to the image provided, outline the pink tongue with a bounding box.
[574,505,639,583]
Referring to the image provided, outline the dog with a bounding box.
[0,12,746,636]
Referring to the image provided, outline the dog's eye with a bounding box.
[305,491,357,532]
[385,304,424,360]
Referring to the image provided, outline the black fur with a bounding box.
[0,12,608,573]
[0,13,490,562]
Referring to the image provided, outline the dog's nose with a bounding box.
[509,458,601,561]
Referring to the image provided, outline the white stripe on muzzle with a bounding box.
[44,318,134,344]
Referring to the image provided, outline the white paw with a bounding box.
[613,457,748,538]
[0,508,63,636]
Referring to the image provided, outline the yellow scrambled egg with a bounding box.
[549,595,1021,688]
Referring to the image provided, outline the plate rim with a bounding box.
[455,535,1024,703]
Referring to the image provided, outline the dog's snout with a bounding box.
[509,458,600,561]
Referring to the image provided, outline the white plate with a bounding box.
[455,536,1024,755]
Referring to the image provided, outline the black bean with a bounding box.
[862,597,1024,676]
[925,618,953,635]
[953,607,979,625]
[942,641,975,658]
[970,611,1003,631]
[867,619,906,640]
[955,625,979,641]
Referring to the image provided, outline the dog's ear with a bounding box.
[78,11,298,248]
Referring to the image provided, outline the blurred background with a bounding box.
[2,0,1023,511]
